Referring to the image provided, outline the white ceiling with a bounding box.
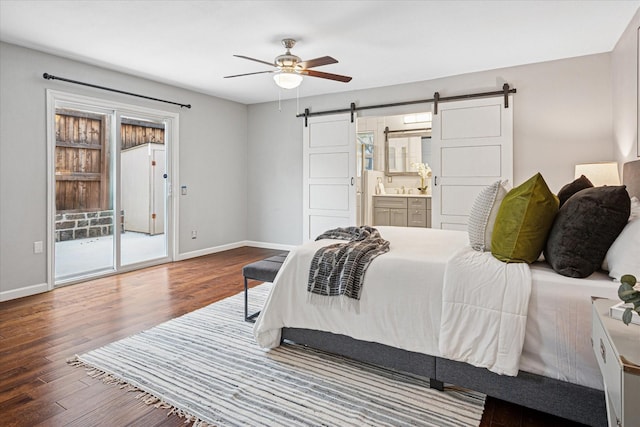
[1,1,638,105]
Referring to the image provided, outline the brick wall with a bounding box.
[55,210,121,242]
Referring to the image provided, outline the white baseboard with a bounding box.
[0,282,49,302]
[243,240,296,251]
[176,241,247,261]
[176,240,296,261]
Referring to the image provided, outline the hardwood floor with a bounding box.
[0,247,585,426]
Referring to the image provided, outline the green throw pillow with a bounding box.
[491,173,559,263]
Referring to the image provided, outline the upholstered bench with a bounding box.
[242,252,288,322]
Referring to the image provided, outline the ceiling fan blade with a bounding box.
[298,56,338,69]
[303,69,352,83]
[224,70,275,78]
[233,55,275,68]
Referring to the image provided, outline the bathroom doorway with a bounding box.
[356,111,433,227]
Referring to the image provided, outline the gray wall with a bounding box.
[2,36,630,298]
[612,8,640,165]
[247,53,614,246]
[0,42,248,298]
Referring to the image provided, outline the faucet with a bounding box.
[401,186,406,194]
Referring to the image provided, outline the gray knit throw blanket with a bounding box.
[307,226,390,308]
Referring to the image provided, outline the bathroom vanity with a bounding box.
[372,194,431,228]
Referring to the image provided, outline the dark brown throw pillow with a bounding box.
[544,186,631,278]
[557,175,593,207]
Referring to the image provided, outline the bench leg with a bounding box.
[429,379,444,391]
[244,276,261,323]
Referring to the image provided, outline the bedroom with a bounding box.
[1,1,639,426]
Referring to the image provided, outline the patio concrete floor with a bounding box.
[55,232,166,280]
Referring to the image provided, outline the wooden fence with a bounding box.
[121,118,164,150]
[55,110,109,212]
[55,112,165,213]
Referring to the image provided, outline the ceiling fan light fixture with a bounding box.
[228,38,351,88]
[273,71,303,89]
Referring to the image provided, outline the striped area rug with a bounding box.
[70,283,486,426]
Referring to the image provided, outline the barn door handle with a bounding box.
[351,177,354,186]
[434,176,438,186]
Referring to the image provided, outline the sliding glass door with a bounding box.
[48,92,175,286]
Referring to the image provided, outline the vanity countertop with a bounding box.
[373,193,431,198]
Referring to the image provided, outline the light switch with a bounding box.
[181,186,187,195]
[34,241,43,254]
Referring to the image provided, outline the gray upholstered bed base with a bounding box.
[282,327,606,427]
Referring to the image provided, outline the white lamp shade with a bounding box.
[575,162,620,187]
[273,72,302,89]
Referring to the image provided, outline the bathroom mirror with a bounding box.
[384,127,431,176]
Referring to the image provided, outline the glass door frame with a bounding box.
[46,90,179,288]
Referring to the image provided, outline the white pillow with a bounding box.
[630,196,640,221]
[603,196,640,280]
[467,180,509,252]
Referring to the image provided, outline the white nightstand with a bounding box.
[591,297,640,427]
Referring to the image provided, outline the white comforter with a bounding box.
[254,227,469,355]
[439,247,531,376]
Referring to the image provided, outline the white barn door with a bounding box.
[303,113,357,242]
[431,96,513,230]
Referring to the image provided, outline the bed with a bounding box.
[254,160,640,427]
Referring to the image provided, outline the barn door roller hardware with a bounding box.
[43,73,192,109]
[433,83,512,114]
[503,83,510,108]
[297,83,516,121]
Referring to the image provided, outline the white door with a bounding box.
[121,145,151,234]
[151,147,166,235]
[431,96,513,230]
[303,113,357,242]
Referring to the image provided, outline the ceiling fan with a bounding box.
[224,38,352,89]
